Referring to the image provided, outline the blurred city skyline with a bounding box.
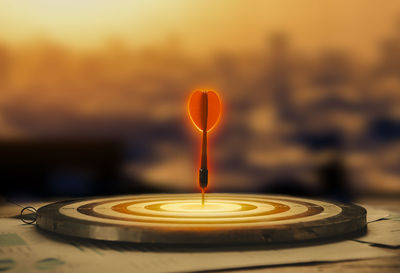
[0,1,399,197]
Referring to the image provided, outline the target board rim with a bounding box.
[36,194,366,244]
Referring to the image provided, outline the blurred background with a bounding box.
[0,0,399,201]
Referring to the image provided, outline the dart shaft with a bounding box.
[199,130,207,206]
[199,131,208,190]
[199,128,208,188]
[199,92,208,190]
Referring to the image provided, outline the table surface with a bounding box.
[230,196,400,273]
[1,195,399,273]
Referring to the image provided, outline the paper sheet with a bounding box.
[0,218,394,273]
[358,204,392,223]
[355,219,400,247]
[352,204,400,247]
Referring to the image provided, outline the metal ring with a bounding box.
[20,206,37,224]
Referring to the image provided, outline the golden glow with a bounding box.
[0,0,186,48]
[109,196,291,222]
[160,202,243,213]
[0,1,398,58]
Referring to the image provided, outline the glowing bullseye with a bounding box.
[118,199,276,219]
[160,202,242,213]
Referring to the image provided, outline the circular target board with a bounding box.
[37,194,366,244]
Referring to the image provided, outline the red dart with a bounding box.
[188,90,222,206]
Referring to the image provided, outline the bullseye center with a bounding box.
[160,202,242,213]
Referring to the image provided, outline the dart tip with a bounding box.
[201,189,205,207]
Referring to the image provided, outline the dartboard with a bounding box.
[37,194,366,244]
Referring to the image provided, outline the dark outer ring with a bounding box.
[36,194,366,245]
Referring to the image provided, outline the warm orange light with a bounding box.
[188,90,221,132]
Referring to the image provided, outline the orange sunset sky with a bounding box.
[0,0,399,60]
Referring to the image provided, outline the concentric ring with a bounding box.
[36,194,366,244]
[72,195,324,224]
